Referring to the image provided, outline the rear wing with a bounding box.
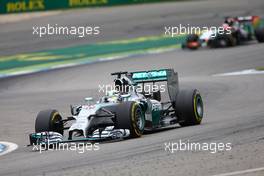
[131,69,168,83]
[236,16,256,22]
[233,16,264,28]
[131,69,179,102]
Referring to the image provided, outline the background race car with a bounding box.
[182,16,264,49]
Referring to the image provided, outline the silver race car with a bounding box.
[29,69,204,145]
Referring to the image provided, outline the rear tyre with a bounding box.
[175,89,203,127]
[181,43,186,49]
[212,34,235,48]
[153,90,161,101]
[35,109,64,135]
[115,102,145,138]
[255,27,264,43]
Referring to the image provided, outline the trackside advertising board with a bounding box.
[0,0,177,14]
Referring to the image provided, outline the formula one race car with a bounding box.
[182,16,264,50]
[29,69,203,145]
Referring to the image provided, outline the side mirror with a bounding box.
[121,94,131,101]
[70,105,81,116]
[84,97,94,105]
[121,94,131,98]
[84,97,93,103]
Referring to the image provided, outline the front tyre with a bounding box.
[211,34,235,48]
[115,102,145,138]
[175,89,203,126]
[35,109,64,135]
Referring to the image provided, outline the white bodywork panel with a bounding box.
[69,104,99,138]
[199,30,215,41]
[68,91,162,138]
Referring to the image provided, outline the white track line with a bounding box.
[213,69,264,76]
[0,141,18,156]
[212,167,264,176]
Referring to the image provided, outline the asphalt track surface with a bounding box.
[0,0,264,175]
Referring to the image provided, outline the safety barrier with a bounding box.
[0,0,177,14]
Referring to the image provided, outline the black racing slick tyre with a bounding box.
[115,101,145,138]
[175,89,203,127]
[35,109,64,135]
[255,27,264,43]
[211,34,235,48]
[153,90,161,102]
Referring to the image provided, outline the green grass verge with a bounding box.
[0,34,185,77]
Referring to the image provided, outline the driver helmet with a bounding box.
[225,17,235,26]
[114,78,130,93]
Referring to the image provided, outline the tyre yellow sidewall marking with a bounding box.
[193,93,202,123]
[131,103,141,137]
[51,112,59,124]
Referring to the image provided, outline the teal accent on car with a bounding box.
[152,110,161,127]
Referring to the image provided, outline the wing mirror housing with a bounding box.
[84,97,93,102]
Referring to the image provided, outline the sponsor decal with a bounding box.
[69,0,108,7]
[7,0,45,13]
